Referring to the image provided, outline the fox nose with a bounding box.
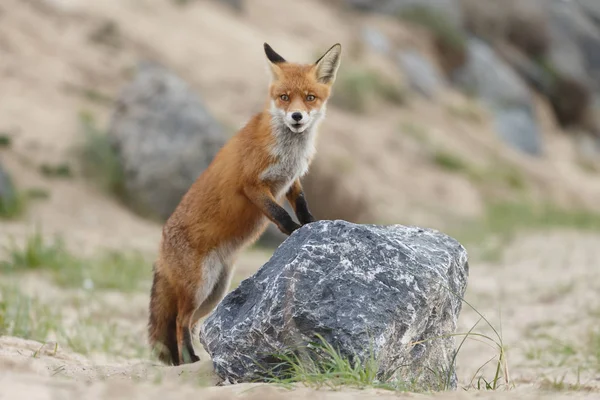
[291,112,303,122]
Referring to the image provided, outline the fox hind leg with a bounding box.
[175,253,229,365]
[191,265,233,328]
[148,268,181,366]
[176,297,200,364]
[173,249,236,365]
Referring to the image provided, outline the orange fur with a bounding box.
[148,42,342,365]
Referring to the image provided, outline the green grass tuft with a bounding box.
[78,111,125,197]
[262,334,404,391]
[39,163,73,178]
[524,324,600,379]
[0,284,150,358]
[539,375,588,392]
[1,231,70,272]
[62,314,147,357]
[0,285,62,341]
[433,150,471,173]
[0,172,26,220]
[54,250,150,292]
[0,134,12,148]
[25,188,51,200]
[0,192,26,220]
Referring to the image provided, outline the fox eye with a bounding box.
[306,94,316,102]
[280,94,289,101]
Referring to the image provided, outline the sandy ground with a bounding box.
[1,0,600,398]
[2,220,600,399]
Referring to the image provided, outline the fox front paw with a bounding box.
[281,221,301,236]
[302,214,316,225]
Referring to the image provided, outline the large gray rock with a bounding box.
[200,220,469,390]
[496,42,552,94]
[398,50,445,98]
[455,39,531,108]
[492,107,542,156]
[361,26,392,55]
[108,61,226,220]
[578,0,600,27]
[548,1,599,86]
[454,38,542,155]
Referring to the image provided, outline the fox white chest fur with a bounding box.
[261,103,323,198]
[260,124,318,198]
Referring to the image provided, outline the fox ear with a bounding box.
[314,43,342,85]
[264,42,286,81]
[264,43,286,64]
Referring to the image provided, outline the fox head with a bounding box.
[264,42,342,134]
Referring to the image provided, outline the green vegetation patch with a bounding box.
[262,334,412,391]
[78,111,126,198]
[0,134,12,148]
[1,230,151,292]
[0,284,149,358]
[0,285,61,341]
[0,173,26,220]
[455,201,600,262]
[39,163,73,179]
[330,67,407,113]
[433,150,472,173]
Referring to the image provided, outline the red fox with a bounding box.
[148,42,342,365]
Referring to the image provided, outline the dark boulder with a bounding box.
[200,220,469,390]
[454,38,542,155]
